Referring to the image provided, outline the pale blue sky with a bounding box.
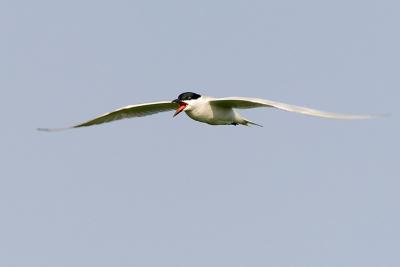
[1,0,399,266]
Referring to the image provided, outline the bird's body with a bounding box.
[182,96,245,125]
[38,92,377,131]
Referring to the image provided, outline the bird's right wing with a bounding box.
[209,97,377,120]
[38,101,179,131]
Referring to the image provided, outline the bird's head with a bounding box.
[172,92,201,117]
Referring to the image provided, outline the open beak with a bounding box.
[172,99,188,117]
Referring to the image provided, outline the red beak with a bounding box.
[173,101,188,117]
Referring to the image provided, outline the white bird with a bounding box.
[38,92,377,131]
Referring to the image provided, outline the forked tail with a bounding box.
[243,119,263,127]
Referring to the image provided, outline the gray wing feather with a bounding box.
[38,101,178,131]
[210,97,377,120]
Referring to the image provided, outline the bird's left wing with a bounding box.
[38,101,179,131]
[209,97,377,120]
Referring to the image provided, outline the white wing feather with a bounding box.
[210,97,377,120]
[38,101,178,131]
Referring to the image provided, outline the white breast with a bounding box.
[184,97,236,125]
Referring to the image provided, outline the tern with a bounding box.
[38,92,377,131]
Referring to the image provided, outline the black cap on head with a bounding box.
[177,92,201,101]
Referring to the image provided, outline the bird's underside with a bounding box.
[38,93,379,131]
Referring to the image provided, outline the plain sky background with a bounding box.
[1,0,399,266]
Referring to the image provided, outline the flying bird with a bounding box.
[38,92,377,131]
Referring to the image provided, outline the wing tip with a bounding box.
[37,127,72,132]
[340,113,388,120]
